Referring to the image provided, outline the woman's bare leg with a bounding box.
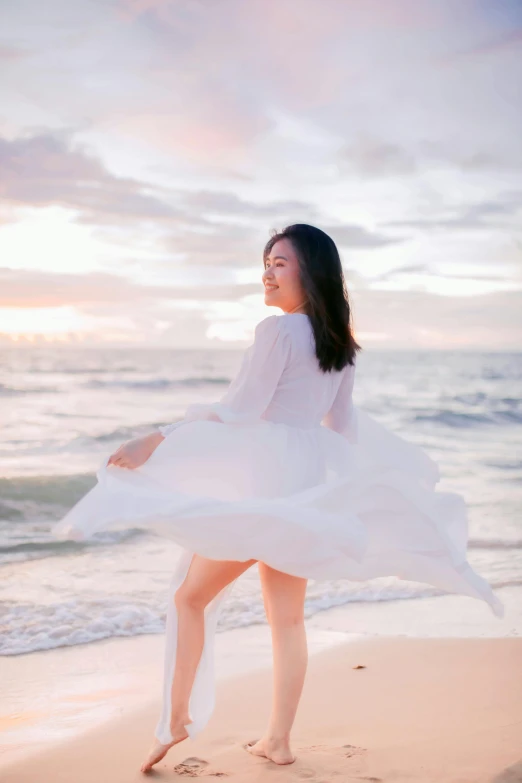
[245,563,308,765]
[140,554,256,773]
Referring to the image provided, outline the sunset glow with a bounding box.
[1,1,520,349]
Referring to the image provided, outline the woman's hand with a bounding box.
[107,432,165,469]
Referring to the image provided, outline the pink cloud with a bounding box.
[0,267,267,310]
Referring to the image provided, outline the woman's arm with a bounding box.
[321,362,358,443]
[158,315,291,437]
[108,315,290,468]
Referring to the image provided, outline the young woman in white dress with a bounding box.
[53,224,504,774]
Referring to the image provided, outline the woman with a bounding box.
[52,224,504,774]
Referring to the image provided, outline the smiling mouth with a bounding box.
[265,285,278,291]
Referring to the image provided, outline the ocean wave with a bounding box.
[482,459,522,471]
[412,409,522,427]
[0,474,97,522]
[2,577,520,656]
[482,367,522,380]
[85,423,183,443]
[452,392,521,408]
[0,529,142,566]
[83,376,230,390]
[496,410,522,424]
[468,538,522,551]
[0,598,165,656]
[0,383,56,396]
[90,426,146,443]
[0,500,24,520]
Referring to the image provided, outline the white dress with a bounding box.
[52,312,504,744]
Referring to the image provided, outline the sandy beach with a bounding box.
[3,0,522,780]
[2,629,521,783]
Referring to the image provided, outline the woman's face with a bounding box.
[262,238,308,313]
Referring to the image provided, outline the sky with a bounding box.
[1,0,521,349]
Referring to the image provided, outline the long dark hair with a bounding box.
[263,224,362,373]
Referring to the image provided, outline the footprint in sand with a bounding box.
[342,744,368,759]
[307,743,367,760]
[490,759,522,783]
[173,756,229,777]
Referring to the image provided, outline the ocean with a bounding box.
[1,345,521,656]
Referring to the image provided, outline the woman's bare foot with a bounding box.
[140,718,192,773]
[244,736,296,765]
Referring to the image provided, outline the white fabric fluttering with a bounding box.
[53,313,504,743]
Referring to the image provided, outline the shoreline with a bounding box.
[1,586,519,768]
[1,634,521,782]
[0,611,360,769]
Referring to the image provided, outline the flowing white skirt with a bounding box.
[52,407,505,743]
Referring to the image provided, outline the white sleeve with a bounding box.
[321,362,358,443]
[159,315,290,436]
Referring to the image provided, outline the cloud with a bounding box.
[352,289,522,349]
[338,136,522,180]
[161,218,404,272]
[321,223,406,249]
[0,133,330,244]
[373,263,516,285]
[384,192,522,232]
[0,133,179,226]
[1,129,406,267]
[374,263,429,281]
[181,191,319,220]
[437,28,522,62]
[1,0,521,349]
[0,268,161,307]
[339,138,418,178]
[2,266,521,349]
[2,0,521,171]
[0,45,31,61]
[0,267,262,308]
